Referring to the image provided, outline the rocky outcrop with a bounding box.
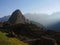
[8,9,25,24]
[23,36,57,45]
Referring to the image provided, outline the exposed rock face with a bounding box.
[8,9,25,24]
[0,22,3,27]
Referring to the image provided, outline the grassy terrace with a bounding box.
[0,32,28,45]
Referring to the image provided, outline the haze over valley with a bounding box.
[1,12,60,31]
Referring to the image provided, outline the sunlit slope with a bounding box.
[0,32,28,45]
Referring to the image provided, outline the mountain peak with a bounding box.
[13,9,22,15]
[8,9,25,24]
[15,9,20,12]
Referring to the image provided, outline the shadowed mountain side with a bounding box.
[3,23,58,45]
[47,22,60,32]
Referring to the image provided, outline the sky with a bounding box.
[0,0,60,17]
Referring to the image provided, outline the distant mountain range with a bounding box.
[23,12,60,32]
[0,15,10,22]
[0,12,60,31]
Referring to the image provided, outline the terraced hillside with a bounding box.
[0,32,28,45]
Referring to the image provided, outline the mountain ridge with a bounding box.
[0,9,60,45]
[1,12,60,31]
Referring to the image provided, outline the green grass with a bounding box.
[0,32,28,45]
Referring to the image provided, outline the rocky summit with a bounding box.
[8,9,25,24]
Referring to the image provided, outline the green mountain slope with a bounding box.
[0,32,28,45]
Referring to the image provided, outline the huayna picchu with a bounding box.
[8,9,26,24]
[0,9,60,45]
